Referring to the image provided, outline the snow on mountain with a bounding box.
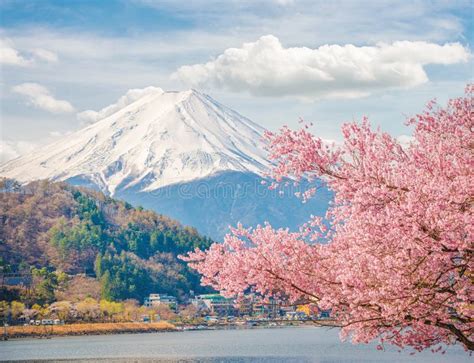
[1,87,332,241]
[0,88,271,195]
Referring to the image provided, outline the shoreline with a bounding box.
[2,322,176,339]
[2,321,317,340]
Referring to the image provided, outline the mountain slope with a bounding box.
[0,89,270,195]
[0,178,212,302]
[0,88,331,241]
[117,171,332,240]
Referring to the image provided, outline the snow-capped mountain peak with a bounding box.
[0,88,271,195]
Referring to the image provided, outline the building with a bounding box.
[236,295,254,317]
[279,304,296,318]
[253,299,280,319]
[144,294,177,311]
[191,294,236,316]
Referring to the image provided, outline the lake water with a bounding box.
[0,327,470,362]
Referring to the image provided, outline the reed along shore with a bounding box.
[3,322,176,339]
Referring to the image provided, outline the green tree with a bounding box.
[31,267,58,304]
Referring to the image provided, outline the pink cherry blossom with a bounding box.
[181,85,473,352]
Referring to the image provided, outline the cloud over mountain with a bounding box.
[12,83,75,114]
[77,86,163,124]
[173,35,470,100]
[0,140,37,164]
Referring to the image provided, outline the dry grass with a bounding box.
[5,322,176,338]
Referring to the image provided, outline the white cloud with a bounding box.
[173,35,470,100]
[0,140,37,164]
[77,86,163,124]
[1,1,471,146]
[32,48,58,63]
[0,38,31,66]
[12,83,76,114]
[0,38,58,66]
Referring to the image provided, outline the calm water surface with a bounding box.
[0,327,470,362]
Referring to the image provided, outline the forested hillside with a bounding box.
[0,178,212,303]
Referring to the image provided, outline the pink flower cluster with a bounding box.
[181,85,473,352]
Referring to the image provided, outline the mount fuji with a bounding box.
[0,88,331,240]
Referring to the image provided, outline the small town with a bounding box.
[143,292,331,326]
[1,289,332,335]
[0,257,333,339]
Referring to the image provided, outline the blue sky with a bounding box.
[1,0,473,162]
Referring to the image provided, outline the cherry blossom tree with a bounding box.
[182,85,473,352]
